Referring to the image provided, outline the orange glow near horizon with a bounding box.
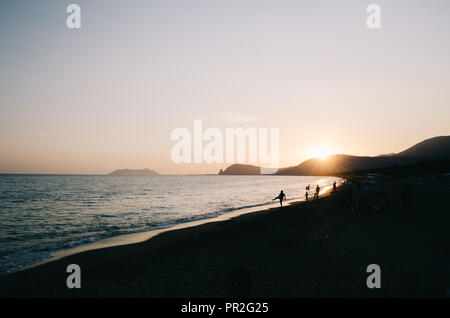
[310,146,334,160]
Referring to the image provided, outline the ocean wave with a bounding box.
[96,211,141,218]
[53,236,100,250]
[0,249,54,274]
[0,236,101,274]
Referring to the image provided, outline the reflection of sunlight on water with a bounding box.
[321,185,332,194]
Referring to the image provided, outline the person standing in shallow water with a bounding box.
[273,190,287,207]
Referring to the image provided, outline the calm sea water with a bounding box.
[0,174,340,274]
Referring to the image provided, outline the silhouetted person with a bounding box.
[273,190,286,207]
[305,191,309,202]
[314,185,320,200]
[306,184,310,191]
[333,181,337,191]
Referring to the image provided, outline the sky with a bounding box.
[1,0,449,174]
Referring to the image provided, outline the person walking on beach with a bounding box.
[273,190,287,207]
[333,181,337,191]
[306,184,310,191]
[314,185,320,200]
[305,191,309,202]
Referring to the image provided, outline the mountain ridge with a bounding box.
[218,136,450,176]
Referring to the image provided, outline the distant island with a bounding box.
[219,136,450,176]
[109,168,160,176]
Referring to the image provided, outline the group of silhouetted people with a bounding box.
[304,183,320,202]
[273,181,337,207]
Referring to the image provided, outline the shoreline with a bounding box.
[2,177,447,297]
[12,183,337,274]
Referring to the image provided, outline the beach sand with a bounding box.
[0,178,449,297]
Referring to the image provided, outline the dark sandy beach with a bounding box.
[0,177,449,298]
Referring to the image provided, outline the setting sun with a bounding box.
[311,147,333,160]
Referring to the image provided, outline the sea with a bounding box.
[0,174,341,274]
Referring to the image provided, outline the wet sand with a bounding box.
[0,178,449,297]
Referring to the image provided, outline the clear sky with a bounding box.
[1,0,449,174]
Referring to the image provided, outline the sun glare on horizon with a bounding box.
[310,146,333,160]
